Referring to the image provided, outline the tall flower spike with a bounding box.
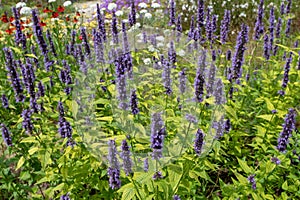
[176,14,182,42]
[220,10,231,44]
[150,112,165,160]
[269,6,275,52]
[213,116,226,139]
[229,24,249,83]
[120,140,133,176]
[281,54,292,89]
[194,129,204,155]
[1,94,9,109]
[3,47,25,102]
[96,3,106,41]
[80,27,91,55]
[206,62,216,97]
[162,58,172,95]
[169,0,176,26]
[130,89,139,115]
[168,41,176,68]
[253,0,264,40]
[107,140,121,189]
[1,124,12,146]
[129,0,136,26]
[22,109,33,134]
[277,108,297,152]
[285,19,292,38]
[197,0,205,28]
[194,67,205,102]
[264,34,270,60]
[46,29,57,57]
[111,11,119,44]
[213,78,226,105]
[144,158,149,172]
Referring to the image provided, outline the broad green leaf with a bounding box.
[224,105,238,121]
[21,136,39,143]
[24,54,38,59]
[237,159,252,174]
[282,181,288,190]
[121,188,136,200]
[264,98,275,111]
[28,147,39,155]
[16,156,25,170]
[72,100,79,118]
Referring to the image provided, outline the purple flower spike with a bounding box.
[194,129,204,155]
[150,112,165,160]
[214,78,226,105]
[173,195,181,200]
[144,158,149,172]
[178,69,186,95]
[1,124,12,146]
[130,89,139,115]
[194,67,205,103]
[107,140,121,189]
[220,10,231,44]
[120,140,133,176]
[254,0,264,40]
[277,108,297,152]
[21,109,33,134]
[1,94,9,109]
[169,0,176,26]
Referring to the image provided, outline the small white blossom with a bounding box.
[48,0,56,3]
[16,2,26,8]
[138,2,148,8]
[177,49,185,56]
[115,10,124,16]
[143,58,151,65]
[108,3,117,11]
[239,12,246,18]
[63,1,72,7]
[151,3,161,8]
[144,13,152,19]
[140,9,148,14]
[20,7,32,15]
[156,36,165,42]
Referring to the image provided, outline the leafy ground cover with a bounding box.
[0,0,300,199]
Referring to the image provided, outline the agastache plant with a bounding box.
[277,108,297,152]
[1,94,9,109]
[278,53,292,95]
[150,112,166,160]
[169,0,176,26]
[120,140,133,176]
[220,10,231,44]
[1,124,12,146]
[162,57,172,95]
[194,129,204,155]
[22,109,33,134]
[254,0,264,40]
[107,140,121,189]
[3,47,25,103]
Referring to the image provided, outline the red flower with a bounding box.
[57,6,65,13]
[73,17,78,23]
[9,17,14,22]
[21,25,25,30]
[43,7,53,13]
[5,28,15,34]
[52,12,59,18]
[40,21,46,26]
[26,19,31,24]
[76,12,80,16]
[79,35,82,40]
[1,14,9,23]
[66,16,70,21]
[26,33,32,38]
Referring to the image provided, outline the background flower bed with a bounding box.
[0,0,300,200]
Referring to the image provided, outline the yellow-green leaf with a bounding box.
[16,156,25,170]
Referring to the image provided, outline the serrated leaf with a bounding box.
[16,156,25,170]
[121,187,136,200]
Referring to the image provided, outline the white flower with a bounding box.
[122,19,129,23]
[177,49,185,56]
[115,10,124,16]
[157,43,164,48]
[107,3,117,11]
[51,18,59,21]
[151,3,160,8]
[16,2,26,8]
[143,58,151,65]
[63,1,72,7]
[144,13,152,19]
[239,12,246,18]
[138,3,147,8]
[156,36,165,42]
[140,9,148,14]
[48,0,56,3]
[20,7,32,15]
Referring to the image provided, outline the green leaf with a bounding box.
[28,147,39,155]
[224,105,238,121]
[257,115,273,121]
[265,161,276,174]
[16,156,25,170]
[121,187,136,200]
[237,159,252,174]
[53,183,65,191]
[72,100,79,118]
[24,54,38,59]
[264,98,275,111]
[21,137,39,143]
[282,181,288,190]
